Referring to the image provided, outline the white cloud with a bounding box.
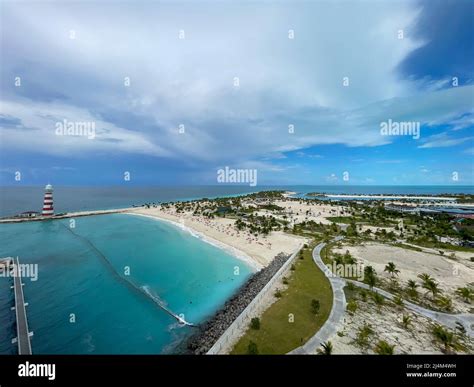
[326,173,338,182]
[0,100,167,158]
[0,1,471,166]
[418,132,473,149]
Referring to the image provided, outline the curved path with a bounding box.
[290,237,346,354]
[290,236,473,354]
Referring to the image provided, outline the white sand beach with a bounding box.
[269,200,346,225]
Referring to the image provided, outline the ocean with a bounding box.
[0,213,253,354]
[0,184,472,354]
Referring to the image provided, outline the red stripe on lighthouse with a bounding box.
[42,185,54,216]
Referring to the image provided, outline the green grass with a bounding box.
[231,240,333,354]
[320,243,334,265]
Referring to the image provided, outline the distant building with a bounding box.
[385,204,420,214]
[454,214,474,220]
[18,211,39,218]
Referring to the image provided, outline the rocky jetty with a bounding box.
[186,252,290,354]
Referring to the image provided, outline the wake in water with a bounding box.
[58,222,196,327]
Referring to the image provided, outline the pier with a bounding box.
[8,257,33,355]
[0,207,134,224]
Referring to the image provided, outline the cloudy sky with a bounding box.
[1,0,473,186]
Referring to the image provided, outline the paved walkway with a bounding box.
[290,237,346,354]
[290,235,473,354]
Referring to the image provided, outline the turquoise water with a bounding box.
[0,214,253,354]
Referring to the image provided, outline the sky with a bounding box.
[0,0,473,186]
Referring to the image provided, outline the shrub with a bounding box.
[374,340,395,355]
[393,295,404,307]
[372,292,385,306]
[432,325,458,353]
[455,287,473,303]
[353,323,374,349]
[274,289,283,298]
[311,299,320,314]
[436,295,453,312]
[250,317,260,330]
[318,341,333,355]
[346,282,356,291]
[247,341,259,355]
[347,300,358,314]
[401,314,412,329]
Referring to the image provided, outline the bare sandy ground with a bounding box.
[270,200,346,225]
[329,297,473,354]
[129,206,307,268]
[333,243,474,312]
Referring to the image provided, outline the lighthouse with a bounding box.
[42,184,54,216]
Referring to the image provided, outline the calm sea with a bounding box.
[0,213,253,354]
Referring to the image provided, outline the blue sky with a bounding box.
[0,0,473,186]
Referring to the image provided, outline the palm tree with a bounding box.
[417,273,433,283]
[353,323,374,350]
[455,322,466,337]
[318,341,333,355]
[436,295,453,312]
[393,295,404,307]
[384,262,400,278]
[401,314,412,329]
[406,279,419,298]
[432,325,457,353]
[372,291,385,306]
[374,340,395,355]
[422,278,440,299]
[455,287,473,303]
[364,266,377,289]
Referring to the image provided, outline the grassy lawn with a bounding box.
[231,239,333,354]
[320,243,333,265]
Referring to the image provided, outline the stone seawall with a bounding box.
[186,252,291,354]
